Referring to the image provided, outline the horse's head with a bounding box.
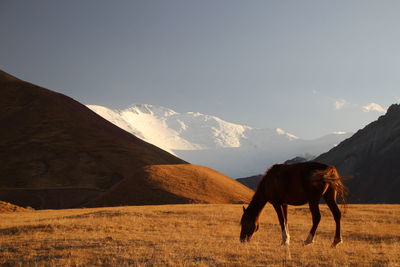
[240,206,259,242]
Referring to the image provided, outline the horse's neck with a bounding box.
[247,190,268,220]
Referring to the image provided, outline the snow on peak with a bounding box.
[333,131,348,135]
[88,103,352,177]
[187,111,203,117]
[276,128,299,140]
[126,104,177,117]
[87,104,145,140]
[87,103,297,152]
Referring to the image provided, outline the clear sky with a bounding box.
[1,1,399,139]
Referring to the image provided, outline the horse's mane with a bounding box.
[256,164,285,189]
[249,164,286,204]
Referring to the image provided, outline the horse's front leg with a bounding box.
[304,201,321,245]
[273,203,290,246]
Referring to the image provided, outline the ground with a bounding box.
[0,204,399,266]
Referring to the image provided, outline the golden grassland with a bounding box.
[0,204,399,266]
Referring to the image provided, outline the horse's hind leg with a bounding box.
[283,204,289,228]
[323,187,342,247]
[283,204,290,244]
[273,203,290,246]
[304,201,321,245]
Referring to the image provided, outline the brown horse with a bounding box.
[240,162,347,247]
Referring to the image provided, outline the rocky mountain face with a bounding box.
[236,175,262,191]
[0,70,252,209]
[316,104,400,203]
[238,108,400,204]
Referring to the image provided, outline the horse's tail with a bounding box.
[314,166,348,207]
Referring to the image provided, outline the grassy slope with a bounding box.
[86,165,253,206]
[0,201,27,212]
[1,204,399,266]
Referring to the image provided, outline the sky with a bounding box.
[1,1,399,139]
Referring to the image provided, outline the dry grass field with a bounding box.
[0,204,399,266]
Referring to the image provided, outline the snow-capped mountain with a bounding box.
[87,104,298,152]
[88,104,352,177]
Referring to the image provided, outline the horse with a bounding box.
[240,161,347,247]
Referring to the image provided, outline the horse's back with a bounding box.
[262,162,336,205]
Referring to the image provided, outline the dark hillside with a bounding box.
[316,104,400,203]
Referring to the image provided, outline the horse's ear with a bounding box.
[242,206,246,213]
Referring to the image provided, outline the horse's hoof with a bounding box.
[303,238,314,246]
[303,233,315,246]
[303,240,314,246]
[331,239,343,248]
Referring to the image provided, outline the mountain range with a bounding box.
[88,104,352,177]
[2,69,398,205]
[0,70,252,209]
